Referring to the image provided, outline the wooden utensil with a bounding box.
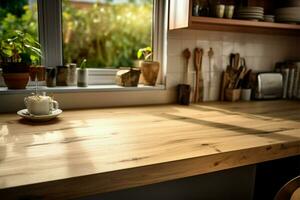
[193,48,203,103]
[220,71,229,101]
[234,65,246,89]
[208,48,214,101]
[182,48,191,84]
[230,53,235,69]
[234,53,240,70]
[199,48,204,102]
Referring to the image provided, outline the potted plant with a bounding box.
[137,47,160,86]
[0,30,42,89]
[77,59,88,87]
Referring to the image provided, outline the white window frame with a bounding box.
[37,0,167,86]
[0,0,170,112]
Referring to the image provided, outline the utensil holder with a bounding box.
[225,89,241,102]
[177,84,191,105]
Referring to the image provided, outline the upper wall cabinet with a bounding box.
[169,0,300,35]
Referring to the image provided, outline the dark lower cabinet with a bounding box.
[79,156,300,200]
[79,165,256,200]
[253,155,300,200]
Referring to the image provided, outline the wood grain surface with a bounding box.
[1,101,300,199]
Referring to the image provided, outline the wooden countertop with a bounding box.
[1,101,300,199]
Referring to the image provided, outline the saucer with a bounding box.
[17,109,62,122]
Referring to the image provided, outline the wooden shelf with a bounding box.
[169,0,300,35]
[188,16,300,35]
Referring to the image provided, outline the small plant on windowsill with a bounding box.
[0,30,43,89]
[77,59,88,87]
[137,47,160,86]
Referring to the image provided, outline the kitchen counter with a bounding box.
[0,101,300,199]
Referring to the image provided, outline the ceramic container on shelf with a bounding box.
[216,4,225,18]
[225,5,235,19]
[193,3,200,16]
[77,68,88,87]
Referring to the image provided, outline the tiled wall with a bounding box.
[166,29,300,101]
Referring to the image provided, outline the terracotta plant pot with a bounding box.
[3,73,29,89]
[140,61,160,86]
[1,63,30,89]
[29,66,46,81]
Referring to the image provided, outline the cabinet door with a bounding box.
[169,0,190,30]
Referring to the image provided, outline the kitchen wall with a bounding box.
[166,29,300,101]
[1,30,300,112]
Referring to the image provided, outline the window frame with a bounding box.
[37,0,167,86]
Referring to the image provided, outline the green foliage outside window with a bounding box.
[0,0,153,69]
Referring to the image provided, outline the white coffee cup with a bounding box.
[24,95,59,115]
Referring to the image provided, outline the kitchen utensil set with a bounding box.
[220,54,251,101]
[178,47,205,105]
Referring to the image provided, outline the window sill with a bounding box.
[0,84,166,95]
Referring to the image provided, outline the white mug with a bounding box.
[24,95,59,115]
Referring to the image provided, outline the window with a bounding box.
[0,0,166,88]
[62,0,154,69]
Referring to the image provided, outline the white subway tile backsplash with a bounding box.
[168,39,182,56]
[166,72,184,89]
[182,39,197,51]
[222,41,234,56]
[167,56,184,74]
[196,40,210,50]
[234,42,246,57]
